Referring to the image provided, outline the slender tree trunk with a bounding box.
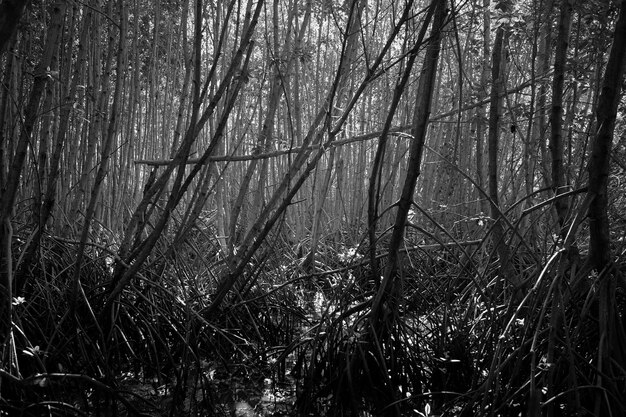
[72,0,127,316]
[0,38,18,190]
[535,4,555,191]
[549,0,573,230]
[587,0,626,271]
[305,146,335,267]
[32,51,57,229]
[522,0,554,242]
[204,0,412,316]
[367,2,446,414]
[228,0,302,261]
[170,164,213,252]
[15,6,91,294]
[70,12,110,228]
[104,0,264,322]
[486,0,522,289]
[475,0,491,217]
[370,0,445,333]
[367,0,429,283]
[305,0,363,267]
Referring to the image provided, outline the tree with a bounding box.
[0,0,66,350]
[102,0,265,325]
[587,0,626,271]
[367,1,447,414]
[549,0,574,230]
[486,0,521,289]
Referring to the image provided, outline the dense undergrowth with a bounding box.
[1,199,626,417]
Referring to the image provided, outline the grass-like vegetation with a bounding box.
[2,197,625,417]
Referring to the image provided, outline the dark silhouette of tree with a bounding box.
[550,0,574,231]
[587,0,626,272]
[0,0,31,58]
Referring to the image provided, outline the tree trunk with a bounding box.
[486,0,521,289]
[104,0,264,323]
[549,0,573,230]
[14,5,91,294]
[367,2,446,414]
[69,12,110,229]
[522,0,554,242]
[305,0,363,267]
[71,0,127,316]
[587,0,626,271]
[367,0,428,282]
[370,0,445,332]
[0,0,67,349]
[474,0,491,217]
[205,0,413,316]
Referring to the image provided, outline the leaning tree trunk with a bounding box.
[366,1,446,414]
[370,0,445,340]
[367,0,431,284]
[102,0,264,332]
[14,6,92,295]
[228,0,300,261]
[0,0,66,349]
[204,0,415,317]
